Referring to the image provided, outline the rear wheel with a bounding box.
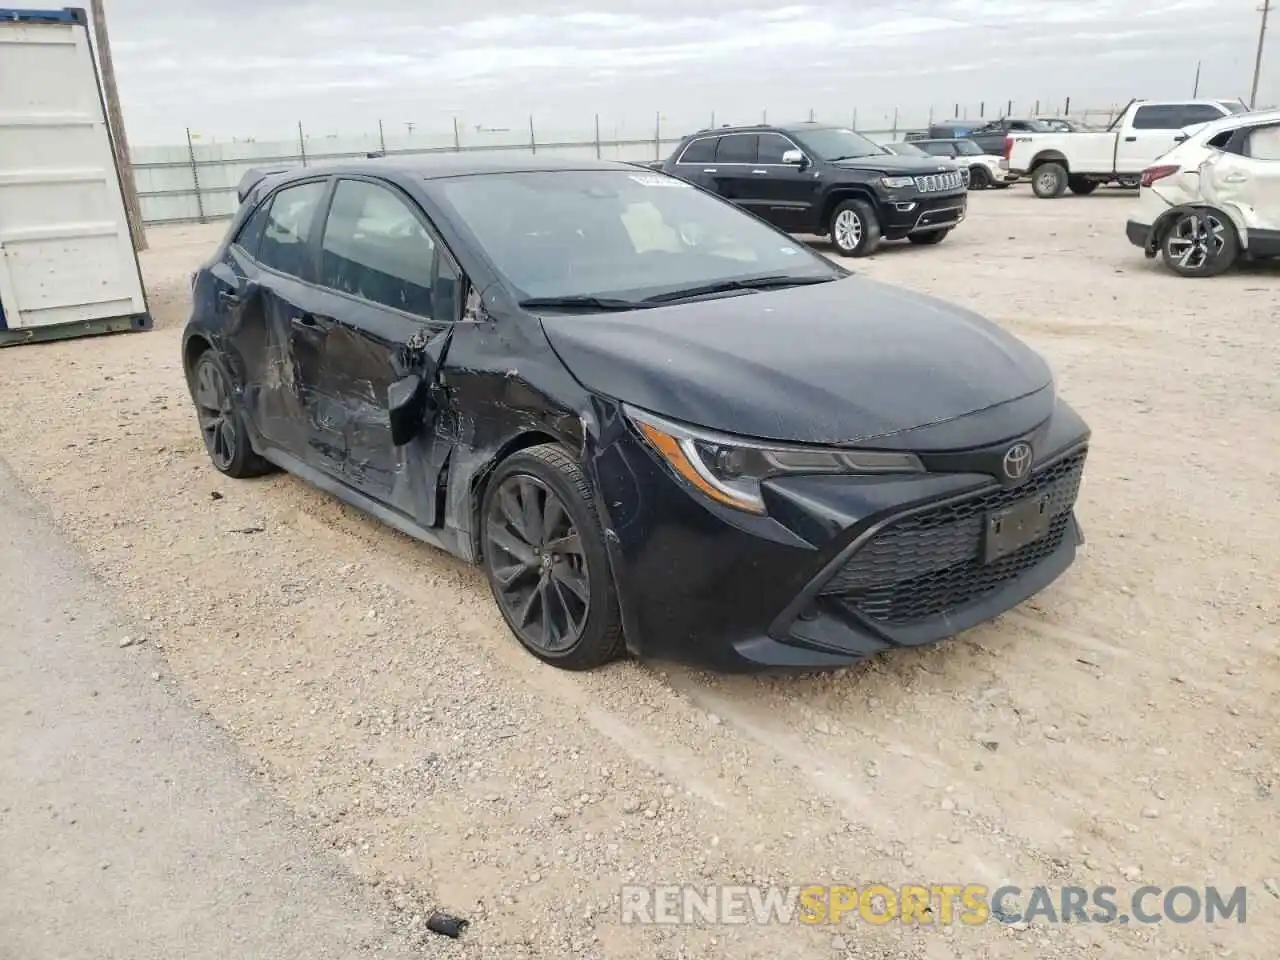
[908,229,950,246]
[828,199,881,257]
[1159,209,1239,278]
[481,444,625,670]
[1068,177,1098,196]
[190,350,272,478]
[1031,162,1068,198]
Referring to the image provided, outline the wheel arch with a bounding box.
[461,428,579,563]
[182,331,214,382]
[819,187,879,228]
[1029,151,1069,172]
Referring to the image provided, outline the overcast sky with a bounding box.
[104,0,1275,145]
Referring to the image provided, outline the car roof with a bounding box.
[685,122,854,137]
[253,152,641,190]
[1183,106,1280,136]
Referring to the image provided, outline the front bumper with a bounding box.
[591,401,1090,672]
[881,192,968,240]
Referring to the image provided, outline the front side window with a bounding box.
[920,142,955,157]
[1180,104,1229,126]
[954,140,984,156]
[433,170,841,303]
[320,179,436,317]
[257,180,328,278]
[792,127,884,161]
[756,133,796,164]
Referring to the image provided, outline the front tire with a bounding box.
[190,350,272,479]
[828,199,881,257]
[1032,162,1068,198]
[908,229,950,246]
[969,166,991,190]
[480,444,625,670]
[1159,209,1239,278]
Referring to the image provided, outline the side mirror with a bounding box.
[1173,134,1188,143]
[387,373,436,446]
[781,149,807,167]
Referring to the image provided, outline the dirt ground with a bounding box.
[0,189,1276,959]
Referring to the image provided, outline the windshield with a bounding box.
[433,170,841,303]
[1218,100,1249,115]
[954,140,984,156]
[791,127,885,161]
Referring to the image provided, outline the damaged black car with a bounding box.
[183,155,1090,672]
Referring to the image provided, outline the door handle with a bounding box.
[1124,136,1137,142]
[752,169,767,175]
[1221,173,1250,183]
[702,168,717,173]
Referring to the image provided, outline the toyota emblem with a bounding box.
[1002,442,1033,483]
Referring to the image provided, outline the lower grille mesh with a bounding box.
[819,450,1086,625]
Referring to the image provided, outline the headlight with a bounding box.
[627,407,924,515]
[881,176,916,189]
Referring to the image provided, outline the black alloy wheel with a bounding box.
[192,351,270,478]
[481,445,624,669]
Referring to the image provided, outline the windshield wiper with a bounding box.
[642,274,836,304]
[518,295,641,312]
[827,153,875,161]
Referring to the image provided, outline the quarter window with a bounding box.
[320,179,436,317]
[715,134,757,163]
[233,198,272,259]
[257,180,327,278]
[678,137,717,164]
[757,133,799,164]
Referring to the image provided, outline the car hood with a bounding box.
[538,277,1054,448]
[830,154,958,175]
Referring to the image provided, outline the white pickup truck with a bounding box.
[1005,98,1251,198]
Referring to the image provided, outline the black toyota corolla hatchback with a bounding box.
[183,154,1089,672]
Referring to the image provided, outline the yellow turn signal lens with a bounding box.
[635,421,766,515]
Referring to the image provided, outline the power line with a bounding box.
[1250,0,1272,108]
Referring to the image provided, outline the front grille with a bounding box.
[819,450,1086,625]
[914,171,966,192]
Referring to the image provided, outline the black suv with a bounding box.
[655,123,968,257]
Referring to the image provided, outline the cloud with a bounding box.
[99,0,1275,143]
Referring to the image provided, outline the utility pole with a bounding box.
[1193,59,1202,96]
[89,0,146,252]
[1251,0,1272,109]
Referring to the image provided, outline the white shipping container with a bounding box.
[0,6,150,346]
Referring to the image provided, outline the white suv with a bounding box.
[1126,108,1280,277]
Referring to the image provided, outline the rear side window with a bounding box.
[1246,124,1280,161]
[678,137,716,164]
[715,134,757,163]
[257,181,328,278]
[233,198,271,259]
[320,179,436,317]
